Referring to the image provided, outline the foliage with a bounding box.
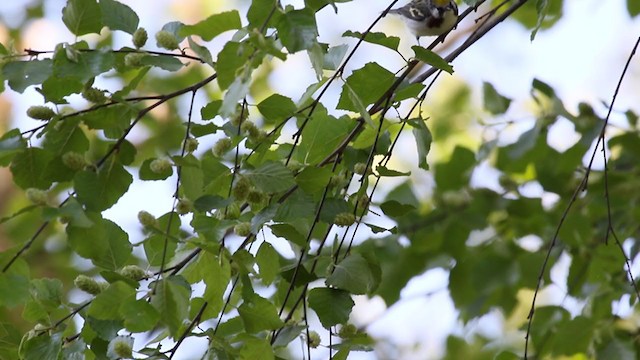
[0,0,639,359]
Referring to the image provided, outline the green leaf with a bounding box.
[151,276,191,337]
[342,31,400,51]
[0,129,27,166]
[179,11,242,41]
[66,213,132,270]
[40,75,82,104]
[143,212,181,266]
[60,198,94,228]
[256,242,280,285]
[276,9,318,53]
[88,282,136,320]
[42,118,89,155]
[380,200,415,218]
[531,0,549,40]
[598,338,635,360]
[198,251,231,316]
[247,0,280,29]
[337,62,395,112]
[193,195,230,212]
[0,273,30,307]
[220,68,252,117]
[344,82,374,127]
[10,148,54,190]
[78,103,135,138]
[201,100,222,120]
[318,197,351,223]
[308,287,354,328]
[85,317,122,340]
[273,193,316,230]
[257,94,297,124]
[191,214,226,243]
[238,336,274,360]
[376,165,410,177]
[323,44,349,70]
[272,325,306,347]
[326,253,377,295]
[551,316,593,355]
[295,166,332,194]
[62,0,103,36]
[412,46,453,74]
[99,0,139,34]
[529,306,570,356]
[178,154,203,200]
[190,122,219,137]
[245,161,295,193]
[297,112,353,164]
[483,82,512,115]
[187,36,214,66]
[19,332,62,360]
[119,298,160,332]
[434,146,475,191]
[139,54,184,71]
[629,0,640,16]
[2,59,52,93]
[74,162,133,211]
[143,235,174,267]
[494,352,520,360]
[29,278,63,310]
[215,42,250,90]
[238,295,284,333]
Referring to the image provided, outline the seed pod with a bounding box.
[119,265,147,281]
[62,151,87,171]
[124,52,145,67]
[107,335,134,359]
[176,198,193,214]
[25,188,48,206]
[149,158,172,174]
[137,210,158,227]
[155,30,179,50]
[132,27,148,48]
[26,106,55,121]
[212,138,232,157]
[334,212,356,227]
[74,275,103,295]
[234,222,252,237]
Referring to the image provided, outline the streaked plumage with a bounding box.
[388,0,458,39]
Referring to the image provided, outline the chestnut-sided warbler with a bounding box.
[388,0,459,40]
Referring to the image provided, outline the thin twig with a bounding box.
[524,35,640,359]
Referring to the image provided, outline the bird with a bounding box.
[387,0,459,42]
